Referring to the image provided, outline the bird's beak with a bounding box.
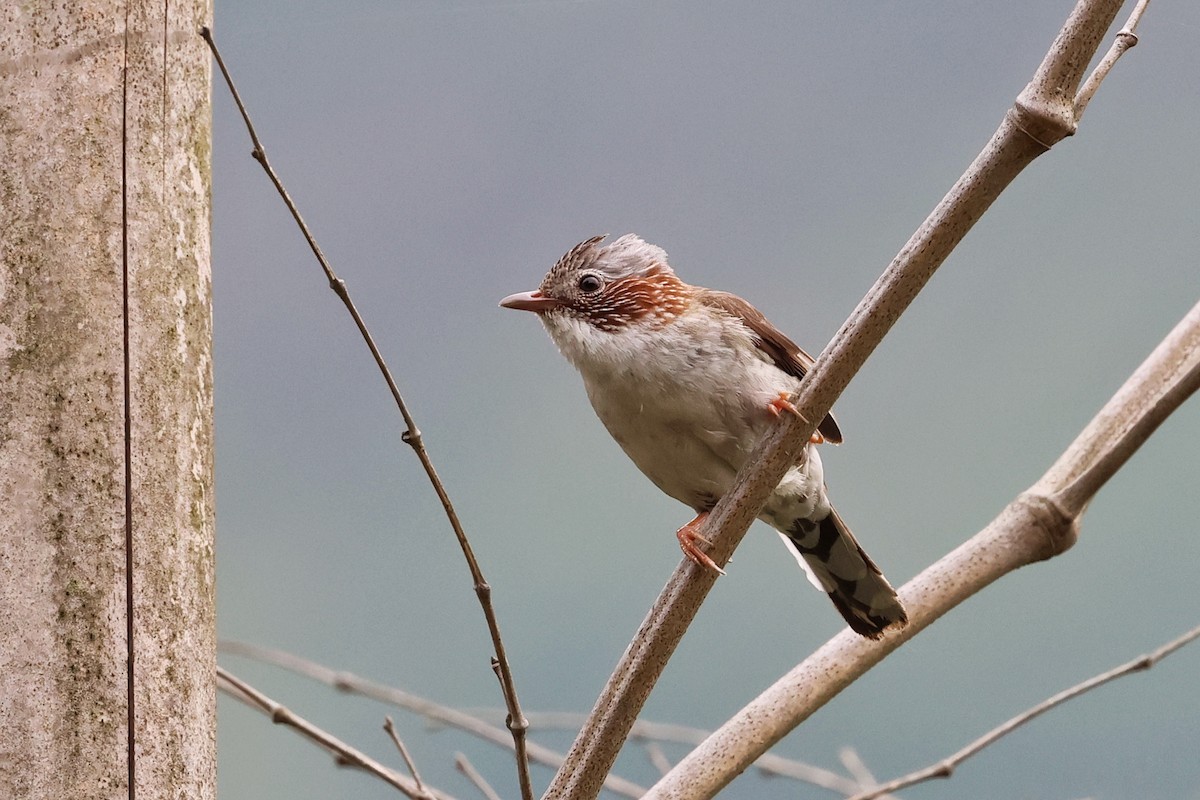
[499,290,562,313]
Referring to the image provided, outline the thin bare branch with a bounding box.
[386,716,428,793]
[544,3,1138,798]
[219,641,646,799]
[201,27,533,800]
[644,742,672,777]
[455,753,504,800]
[838,747,879,792]
[217,667,450,800]
[848,623,1200,800]
[1075,0,1150,117]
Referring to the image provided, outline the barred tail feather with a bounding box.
[782,507,907,639]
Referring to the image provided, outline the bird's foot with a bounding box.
[676,512,725,575]
[766,390,800,418]
[767,391,825,444]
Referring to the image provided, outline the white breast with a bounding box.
[541,307,820,517]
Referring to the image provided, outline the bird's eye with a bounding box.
[577,273,603,294]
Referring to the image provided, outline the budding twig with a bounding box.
[217,667,452,800]
[201,27,533,800]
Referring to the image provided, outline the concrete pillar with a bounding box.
[0,2,215,797]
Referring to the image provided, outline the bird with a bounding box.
[500,234,906,639]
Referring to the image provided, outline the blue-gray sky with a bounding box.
[211,3,1200,798]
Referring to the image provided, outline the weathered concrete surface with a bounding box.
[0,3,215,798]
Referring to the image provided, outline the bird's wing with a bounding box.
[698,290,844,444]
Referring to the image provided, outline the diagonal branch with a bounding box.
[522,712,895,797]
[542,2,1136,797]
[456,753,505,800]
[385,716,429,795]
[848,622,1200,800]
[643,296,1200,799]
[219,641,648,799]
[217,667,451,800]
[201,27,533,800]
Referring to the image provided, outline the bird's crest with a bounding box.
[549,234,673,283]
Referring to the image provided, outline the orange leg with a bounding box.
[767,391,825,444]
[676,512,725,575]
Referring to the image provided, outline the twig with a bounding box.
[217,667,450,800]
[200,27,533,800]
[847,623,1200,800]
[644,742,672,777]
[838,747,879,792]
[1074,0,1150,117]
[219,641,646,799]
[455,753,504,800]
[386,716,428,793]
[544,3,1139,798]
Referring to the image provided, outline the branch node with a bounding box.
[1013,491,1078,560]
[1007,96,1075,150]
[1116,30,1139,48]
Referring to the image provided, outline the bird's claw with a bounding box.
[766,391,801,419]
[768,391,825,444]
[677,513,725,575]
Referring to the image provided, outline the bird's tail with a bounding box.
[782,507,907,639]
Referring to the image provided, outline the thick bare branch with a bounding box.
[201,27,533,800]
[642,296,1199,799]
[524,712,893,796]
[848,622,1200,800]
[542,3,1137,798]
[217,667,450,800]
[1043,300,1200,517]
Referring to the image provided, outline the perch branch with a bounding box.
[543,2,1136,798]
[201,27,533,800]
[643,295,1200,799]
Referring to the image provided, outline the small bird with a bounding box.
[501,234,906,638]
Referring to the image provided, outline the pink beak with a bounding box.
[499,290,562,313]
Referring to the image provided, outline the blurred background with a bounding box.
[211,2,1200,798]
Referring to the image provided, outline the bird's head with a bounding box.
[500,234,692,334]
